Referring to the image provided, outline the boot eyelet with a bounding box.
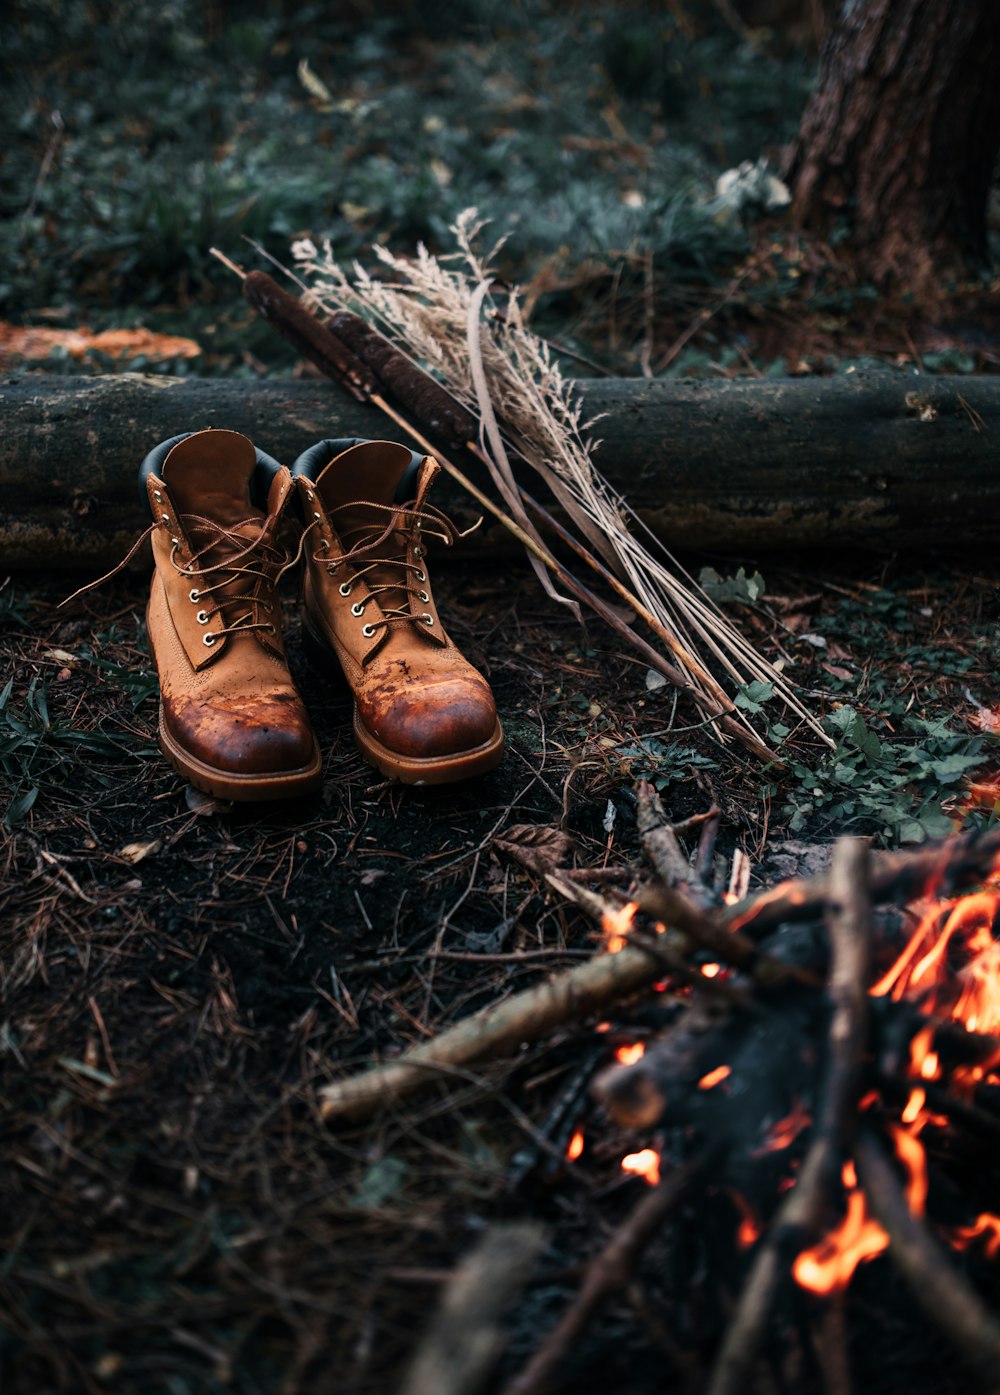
[416,570,426,582]
[153,490,163,501]
[320,539,330,553]
[313,512,322,523]
[350,601,365,617]
[413,546,422,559]
[203,632,217,647]
[418,590,429,603]
[161,514,171,524]
[189,589,200,602]
[196,610,210,624]
[339,582,352,597]
[421,613,434,626]
[361,623,377,639]
[265,624,276,633]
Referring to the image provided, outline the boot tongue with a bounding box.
[162,429,261,528]
[314,440,414,541]
[316,440,419,621]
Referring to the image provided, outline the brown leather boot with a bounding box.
[141,429,321,801]
[293,438,503,784]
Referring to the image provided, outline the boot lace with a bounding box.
[314,500,480,642]
[171,513,297,646]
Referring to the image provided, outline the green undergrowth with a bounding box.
[1,0,812,370]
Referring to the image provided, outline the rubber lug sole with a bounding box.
[158,705,323,802]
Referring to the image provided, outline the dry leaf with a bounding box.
[42,648,77,663]
[185,786,227,816]
[0,322,201,369]
[494,824,576,875]
[119,839,162,864]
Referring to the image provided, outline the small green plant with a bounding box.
[778,703,988,845]
[0,674,153,828]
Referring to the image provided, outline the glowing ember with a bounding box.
[890,1124,928,1218]
[901,1088,925,1124]
[566,1128,585,1162]
[601,900,638,954]
[753,1097,812,1155]
[697,1064,732,1090]
[621,1149,661,1186]
[615,1042,646,1066]
[728,1189,761,1249]
[701,962,721,978]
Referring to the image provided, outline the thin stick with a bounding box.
[636,779,720,909]
[319,929,675,1125]
[856,1129,1000,1386]
[500,1150,713,1395]
[705,837,873,1395]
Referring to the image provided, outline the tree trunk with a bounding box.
[787,0,1000,291]
[3,370,999,571]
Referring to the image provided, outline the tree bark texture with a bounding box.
[787,0,1000,290]
[2,369,999,571]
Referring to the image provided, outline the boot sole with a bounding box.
[304,615,504,785]
[158,705,323,803]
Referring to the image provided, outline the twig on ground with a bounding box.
[402,1223,547,1395]
[319,921,671,1125]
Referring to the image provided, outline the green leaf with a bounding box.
[5,786,38,827]
[699,566,766,605]
[734,680,774,714]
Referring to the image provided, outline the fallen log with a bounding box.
[3,368,1000,570]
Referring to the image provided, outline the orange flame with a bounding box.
[793,1190,889,1295]
[698,1064,732,1090]
[728,1189,761,1249]
[621,1149,661,1186]
[566,1128,585,1162]
[793,1162,888,1295]
[615,1042,646,1066]
[950,1212,1000,1258]
[602,900,638,954]
[752,1097,812,1156]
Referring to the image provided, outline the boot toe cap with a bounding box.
[164,693,317,775]
[361,678,498,759]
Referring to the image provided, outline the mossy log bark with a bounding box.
[2,369,998,571]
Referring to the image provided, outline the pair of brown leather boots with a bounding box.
[141,429,503,800]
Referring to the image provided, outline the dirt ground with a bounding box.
[2,554,1000,1395]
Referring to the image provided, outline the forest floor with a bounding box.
[3,557,1000,1395]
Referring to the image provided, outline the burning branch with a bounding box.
[704,837,874,1395]
[856,1129,1000,1381]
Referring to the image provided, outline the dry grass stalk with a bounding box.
[291,211,828,750]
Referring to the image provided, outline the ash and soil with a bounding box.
[3,554,1000,1395]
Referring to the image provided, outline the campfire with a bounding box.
[548,794,1000,1395]
[322,786,1000,1393]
